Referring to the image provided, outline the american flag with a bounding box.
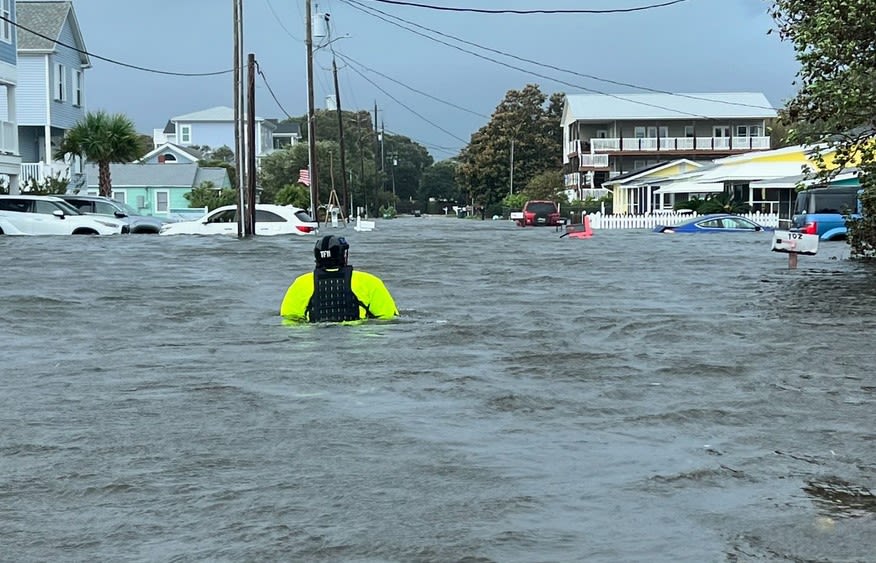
[298,168,310,186]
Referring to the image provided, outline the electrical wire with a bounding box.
[0,15,231,77]
[343,0,775,112]
[342,0,713,118]
[257,63,298,120]
[365,0,690,15]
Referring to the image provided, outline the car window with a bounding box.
[525,202,557,214]
[294,210,314,222]
[0,199,31,212]
[698,219,722,228]
[812,193,857,214]
[119,202,140,215]
[95,201,119,215]
[255,210,286,222]
[33,200,67,214]
[722,217,755,229]
[207,209,237,223]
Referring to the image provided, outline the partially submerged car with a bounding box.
[790,186,861,241]
[653,213,771,234]
[159,204,318,236]
[58,194,167,234]
[0,195,127,235]
[518,200,560,227]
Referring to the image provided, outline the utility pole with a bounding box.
[305,0,319,221]
[232,0,243,237]
[332,57,349,221]
[245,53,257,236]
[509,138,515,195]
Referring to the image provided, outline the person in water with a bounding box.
[280,235,398,322]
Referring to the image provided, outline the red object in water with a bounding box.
[563,216,593,238]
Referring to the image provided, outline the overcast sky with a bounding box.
[69,0,799,160]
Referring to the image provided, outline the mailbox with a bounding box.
[771,230,819,255]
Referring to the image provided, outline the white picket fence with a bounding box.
[585,211,780,230]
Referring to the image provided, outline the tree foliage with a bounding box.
[770,0,876,257]
[54,111,145,197]
[185,181,237,210]
[419,159,461,202]
[457,84,563,206]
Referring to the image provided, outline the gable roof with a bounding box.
[603,159,705,186]
[139,143,203,164]
[564,92,775,122]
[172,105,270,125]
[17,1,90,67]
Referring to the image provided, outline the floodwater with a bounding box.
[1,217,874,562]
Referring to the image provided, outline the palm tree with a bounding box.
[54,111,145,197]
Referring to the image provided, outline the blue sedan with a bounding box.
[653,213,772,234]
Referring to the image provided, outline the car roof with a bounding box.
[0,194,65,201]
[58,194,110,200]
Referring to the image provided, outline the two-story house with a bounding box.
[152,105,276,160]
[562,92,776,209]
[15,0,89,187]
[266,118,301,149]
[0,0,21,193]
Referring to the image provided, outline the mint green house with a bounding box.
[79,162,231,219]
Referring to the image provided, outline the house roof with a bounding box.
[17,1,90,67]
[603,159,704,186]
[83,163,227,187]
[139,143,204,164]
[750,170,860,189]
[172,105,270,124]
[564,92,776,122]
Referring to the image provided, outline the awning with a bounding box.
[654,182,724,194]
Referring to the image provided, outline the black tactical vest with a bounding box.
[306,266,365,322]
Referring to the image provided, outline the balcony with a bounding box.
[567,136,771,161]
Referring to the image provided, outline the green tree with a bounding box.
[185,181,237,210]
[457,84,564,206]
[770,0,876,257]
[419,159,461,202]
[523,170,565,202]
[54,111,145,197]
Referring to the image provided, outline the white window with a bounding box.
[684,125,695,138]
[596,129,607,139]
[112,190,126,204]
[1,0,11,43]
[647,126,657,137]
[155,191,169,213]
[136,195,146,209]
[658,126,669,138]
[634,126,646,138]
[736,125,749,137]
[55,64,67,101]
[179,125,192,144]
[73,71,83,106]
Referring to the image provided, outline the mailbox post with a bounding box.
[771,230,819,269]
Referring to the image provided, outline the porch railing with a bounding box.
[586,211,779,230]
[568,136,771,156]
[20,161,71,186]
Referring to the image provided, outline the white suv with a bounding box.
[0,195,127,235]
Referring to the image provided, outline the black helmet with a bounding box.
[314,235,349,268]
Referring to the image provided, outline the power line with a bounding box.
[365,0,690,14]
[1,15,231,77]
[334,52,488,118]
[342,0,713,119]
[264,0,302,41]
[343,0,775,112]
[343,60,470,143]
[256,63,297,120]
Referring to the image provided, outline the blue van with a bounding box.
[790,186,862,240]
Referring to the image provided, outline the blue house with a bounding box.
[79,162,232,219]
[0,0,21,193]
[15,0,89,185]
